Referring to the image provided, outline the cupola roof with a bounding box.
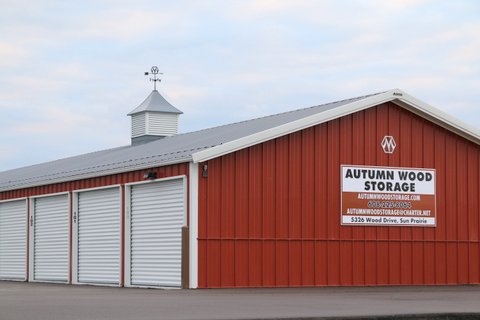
[127,90,183,116]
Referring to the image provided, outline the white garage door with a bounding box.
[31,194,70,282]
[76,187,120,285]
[128,178,185,287]
[0,199,27,280]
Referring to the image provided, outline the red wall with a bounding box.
[0,163,189,200]
[198,102,480,288]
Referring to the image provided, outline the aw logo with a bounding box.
[381,136,396,154]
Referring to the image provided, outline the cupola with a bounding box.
[128,67,182,145]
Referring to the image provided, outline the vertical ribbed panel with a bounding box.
[130,179,184,287]
[131,113,146,137]
[0,200,26,280]
[146,112,178,136]
[198,102,480,288]
[78,187,120,284]
[33,194,69,282]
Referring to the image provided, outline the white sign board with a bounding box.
[341,165,436,227]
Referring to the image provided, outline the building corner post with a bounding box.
[188,162,199,289]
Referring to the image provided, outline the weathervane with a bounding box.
[144,66,163,90]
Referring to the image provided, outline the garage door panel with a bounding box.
[131,219,182,226]
[79,237,119,244]
[0,200,27,280]
[79,206,118,214]
[78,259,119,264]
[0,216,24,223]
[131,234,180,241]
[34,216,67,224]
[132,216,182,224]
[33,194,70,282]
[130,178,184,287]
[78,215,117,224]
[77,187,120,285]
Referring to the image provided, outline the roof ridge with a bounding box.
[163,90,385,140]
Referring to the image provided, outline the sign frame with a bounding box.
[340,164,437,227]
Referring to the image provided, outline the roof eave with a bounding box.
[127,109,183,116]
[391,91,480,146]
[0,156,193,193]
[192,89,480,163]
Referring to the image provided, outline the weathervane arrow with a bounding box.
[144,66,163,90]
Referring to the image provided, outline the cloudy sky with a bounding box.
[0,0,479,171]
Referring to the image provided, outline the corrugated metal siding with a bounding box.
[77,187,120,284]
[32,194,69,282]
[147,112,179,136]
[198,102,480,288]
[0,164,189,201]
[0,200,27,280]
[130,179,185,287]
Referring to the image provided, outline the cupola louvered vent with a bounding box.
[147,112,179,136]
[131,113,146,137]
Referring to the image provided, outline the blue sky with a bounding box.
[0,0,479,171]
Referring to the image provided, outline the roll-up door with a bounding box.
[129,178,185,287]
[76,187,120,285]
[0,200,27,280]
[31,194,69,282]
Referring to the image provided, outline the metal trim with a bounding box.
[124,174,186,187]
[188,162,198,288]
[0,197,28,204]
[124,184,131,287]
[29,191,70,199]
[71,184,122,194]
[72,192,79,285]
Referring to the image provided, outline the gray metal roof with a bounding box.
[0,92,382,191]
[127,90,183,115]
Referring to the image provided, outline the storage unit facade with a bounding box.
[0,89,479,289]
[197,102,480,288]
[0,163,189,287]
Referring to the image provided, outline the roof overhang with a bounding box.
[0,157,192,193]
[192,88,480,163]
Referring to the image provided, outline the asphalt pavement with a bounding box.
[1,281,480,320]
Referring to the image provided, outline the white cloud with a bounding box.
[73,9,183,40]
[0,42,28,67]
[0,0,478,170]
[11,106,91,135]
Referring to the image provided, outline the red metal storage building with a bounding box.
[0,88,479,289]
